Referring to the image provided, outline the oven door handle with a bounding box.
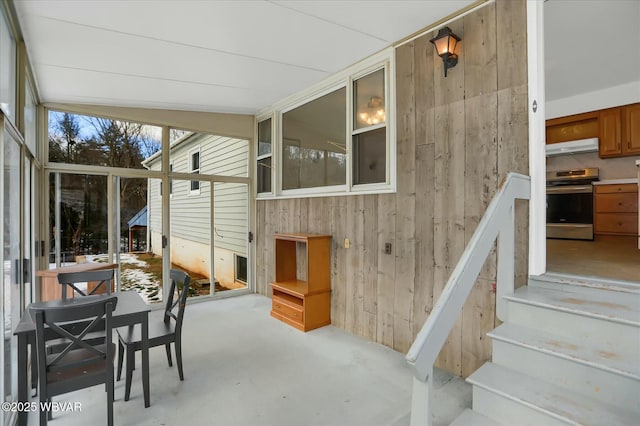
[546,185,593,194]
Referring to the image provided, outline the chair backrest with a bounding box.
[57,269,115,299]
[165,270,191,335]
[31,295,117,394]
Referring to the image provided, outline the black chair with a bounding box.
[32,295,118,426]
[45,269,115,357]
[116,269,191,401]
[57,269,115,300]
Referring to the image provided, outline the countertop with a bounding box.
[593,178,639,185]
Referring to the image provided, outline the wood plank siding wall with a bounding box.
[255,0,529,378]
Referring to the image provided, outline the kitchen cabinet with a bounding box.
[599,103,640,158]
[545,103,640,158]
[594,184,638,236]
[624,103,640,155]
[545,111,599,145]
[270,233,331,332]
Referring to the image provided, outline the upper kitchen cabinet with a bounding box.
[546,111,599,145]
[599,103,640,158]
[623,103,640,155]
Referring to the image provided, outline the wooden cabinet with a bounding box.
[623,103,640,155]
[599,103,640,158]
[598,108,622,157]
[36,262,116,301]
[545,111,599,145]
[270,233,331,332]
[594,184,639,236]
[545,103,640,158]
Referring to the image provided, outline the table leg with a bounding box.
[141,314,150,408]
[17,334,27,426]
[29,334,37,395]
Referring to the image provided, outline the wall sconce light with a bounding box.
[430,26,461,77]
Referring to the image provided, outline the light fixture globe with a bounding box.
[429,26,461,77]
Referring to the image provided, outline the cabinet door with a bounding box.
[599,108,622,158]
[623,103,640,155]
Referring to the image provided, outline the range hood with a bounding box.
[546,137,599,157]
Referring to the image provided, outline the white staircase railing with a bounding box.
[405,172,531,426]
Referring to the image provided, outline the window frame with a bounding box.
[256,116,273,195]
[188,147,200,195]
[349,65,391,192]
[279,82,348,198]
[255,48,395,200]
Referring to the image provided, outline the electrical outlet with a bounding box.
[384,243,392,254]
[344,238,350,249]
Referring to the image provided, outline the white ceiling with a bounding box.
[14,0,473,115]
[544,0,640,102]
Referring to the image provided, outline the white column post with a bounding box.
[410,371,433,426]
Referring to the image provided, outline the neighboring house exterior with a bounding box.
[143,132,249,289]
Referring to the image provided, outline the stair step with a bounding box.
[449,409,503,426]
[530,273,640,295]
[467,363,638,426]
[505,285,640,326]
[488,323,640,380]
[488,323,640,410]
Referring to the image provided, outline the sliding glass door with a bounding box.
[2,127,21,418]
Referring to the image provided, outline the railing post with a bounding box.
[496,202,515,321]
[410,370,432,426]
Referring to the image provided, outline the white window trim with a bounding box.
[188,147,201,195]
[254,47,396,200]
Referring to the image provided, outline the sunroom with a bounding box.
[1,1,639,425]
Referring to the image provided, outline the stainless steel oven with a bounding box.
[546,168,599,240]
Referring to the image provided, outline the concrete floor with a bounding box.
[546,235,640,283]
[28,294,471,426]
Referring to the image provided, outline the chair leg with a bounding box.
[117,340,124,381]
[40,397,48,426]
[165,343,173,367]
[107,373,114,426]
[175,340,184,381]
[47,398,53,421]
[124,347,134,401]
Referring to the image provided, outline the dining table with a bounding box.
[13,291,151,426]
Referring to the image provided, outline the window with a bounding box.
[0,8,16,122]
[257,119,272,193]
[281,88,346,190]
[235,255,247,283]
[352,68,386,185]
[24,80,37,155]
[256,53,393,198]
[189,149,200,193]
[47,111,161,168]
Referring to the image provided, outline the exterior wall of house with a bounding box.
[147,133,249,285]
[255,0,529,378]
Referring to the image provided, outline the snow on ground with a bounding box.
[121,267,162,304]
[87,253,162,304]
